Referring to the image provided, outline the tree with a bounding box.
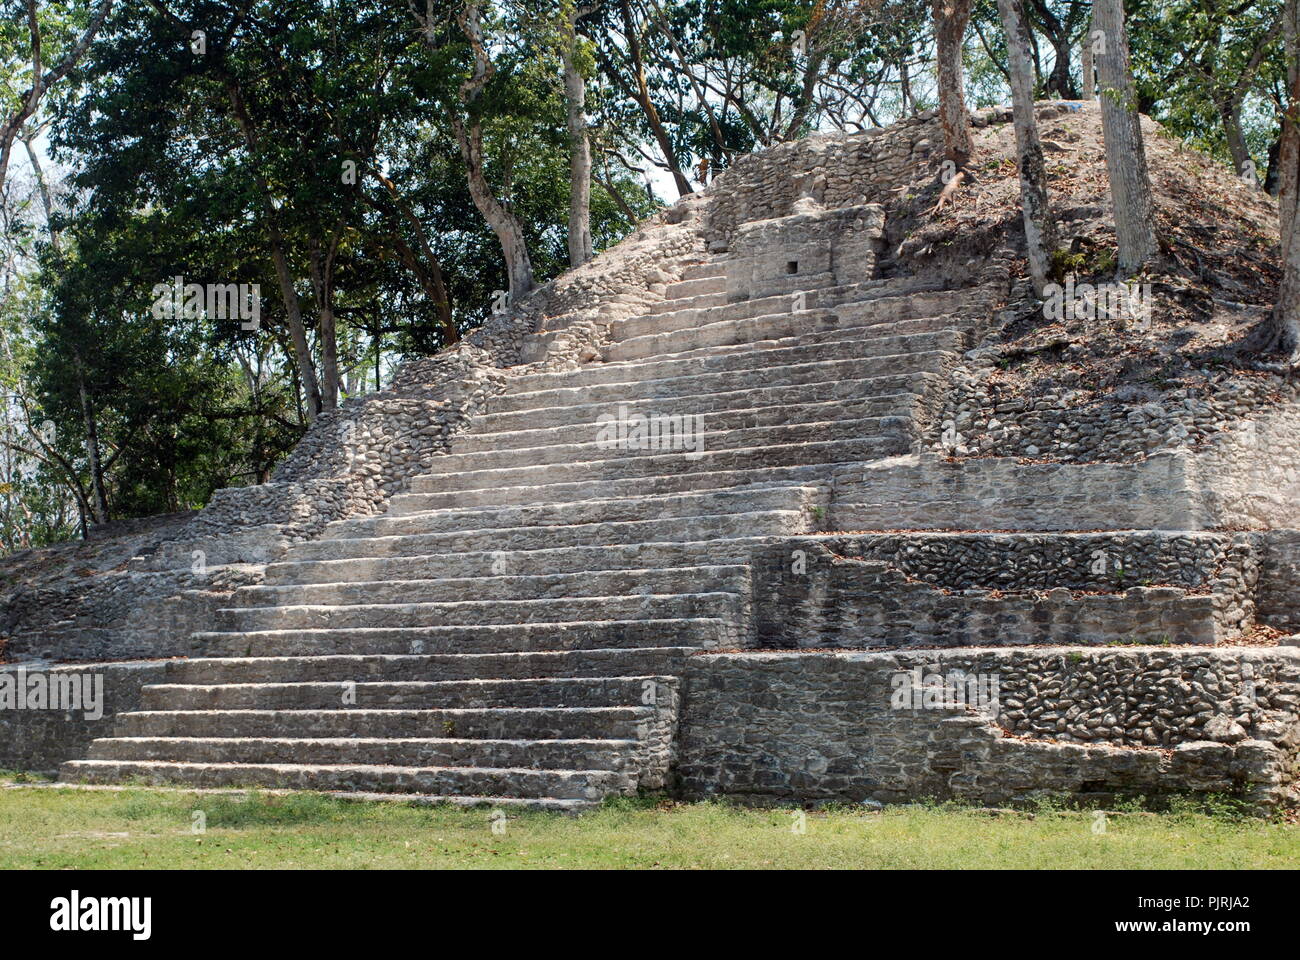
[560,2,595,267]
[1261,0,1299,358]
[997,0,1057,294]
[415,1,538,304]
[1081,14,1095,99]
[0,0,114,189]
[1021,0,1089,100]
[1093,0,1157,275]
[934,0,974,170]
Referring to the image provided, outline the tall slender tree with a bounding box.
[1082,16,1096,99]
[1094,0,1158,275]
[433,1,537,303]
[933,0,974,170]
[1262,0,1299,358]
[997,0,1058,295]
[560,2,595,267]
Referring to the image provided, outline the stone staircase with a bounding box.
[59,254,993,809]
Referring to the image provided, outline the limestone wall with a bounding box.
[0,661,168,773]
[828,454,1203,531]
[752,537,1240,648]
[677,648,1300,811]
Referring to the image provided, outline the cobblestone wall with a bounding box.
[677,648,1300,811]
[752,536,1251,648]
[0,661,169,772]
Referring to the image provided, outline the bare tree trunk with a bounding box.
[933,0,974,169]
[1047,37,1077,99]
[1266,134,1283,196]
[1219,17,1284,189]
[998,0,1059,295]
[266,226,323,421]
[1093,0,1157,275]
[389,231,457,342]
[308,234,341,411]
[1081,20,1095,99]
[1266,0,1300,357]
[75,361,108,525]
[361,169,458,343]
[20,131,63,259]
[1219,97,1251,180]
[451,2,535,303]
[561,7,594,268]
[224,80,323,421]
[615,0,693,196]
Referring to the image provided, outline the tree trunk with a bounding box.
[933,0,974,169]
[453,3,535,304]
[1218,97,1252,182]
[0,0,114,190]
[1081,22,1095,99]
[74,361,108,526]
[390,231,457,343]
[308,236,340,411]
[616,0,693,196]
[1047,36,1077,99]
[224,79,323,421]
[21,133,62,259]
[1093,0,1158,275]
[561,10,593,268]
[998,0,1059,295]
[267,229,323,420]
[362,170,458,342]
[1266,0,1300,357]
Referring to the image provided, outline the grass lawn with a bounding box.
[1,775,1296,869]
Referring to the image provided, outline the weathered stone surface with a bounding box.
[1,103,1297,812]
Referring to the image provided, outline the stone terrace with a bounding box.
[4,102,1298,812]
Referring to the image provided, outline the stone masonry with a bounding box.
[2,102,1299,813]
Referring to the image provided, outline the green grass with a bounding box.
[1,777,1295,869]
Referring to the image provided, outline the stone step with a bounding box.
[59,759,633,801]
[505,325,959,395]
[110,705,655,741]
[379,482,813,527]
[164,648,695,684]
[470,373,933,436]
[213,591,749,632]
[663,274,728,300]
[191,617,731,657]
[603,312,956,366]
[138,675,672,711]
[632,289,730,319]
[482,350,951,416]
[827,454,1200,532]
[445,398,919,458]
[287,511,806,562]
[677,259,728,282]
[424,415,914,477]
[26,781,596,814]
[232,565,751,609]
[403,462,851,511]
[607,276,949,342]
[408,436,908,498]
[264,538,776,586]
[609,302,967,363]
[86,736,641,772]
